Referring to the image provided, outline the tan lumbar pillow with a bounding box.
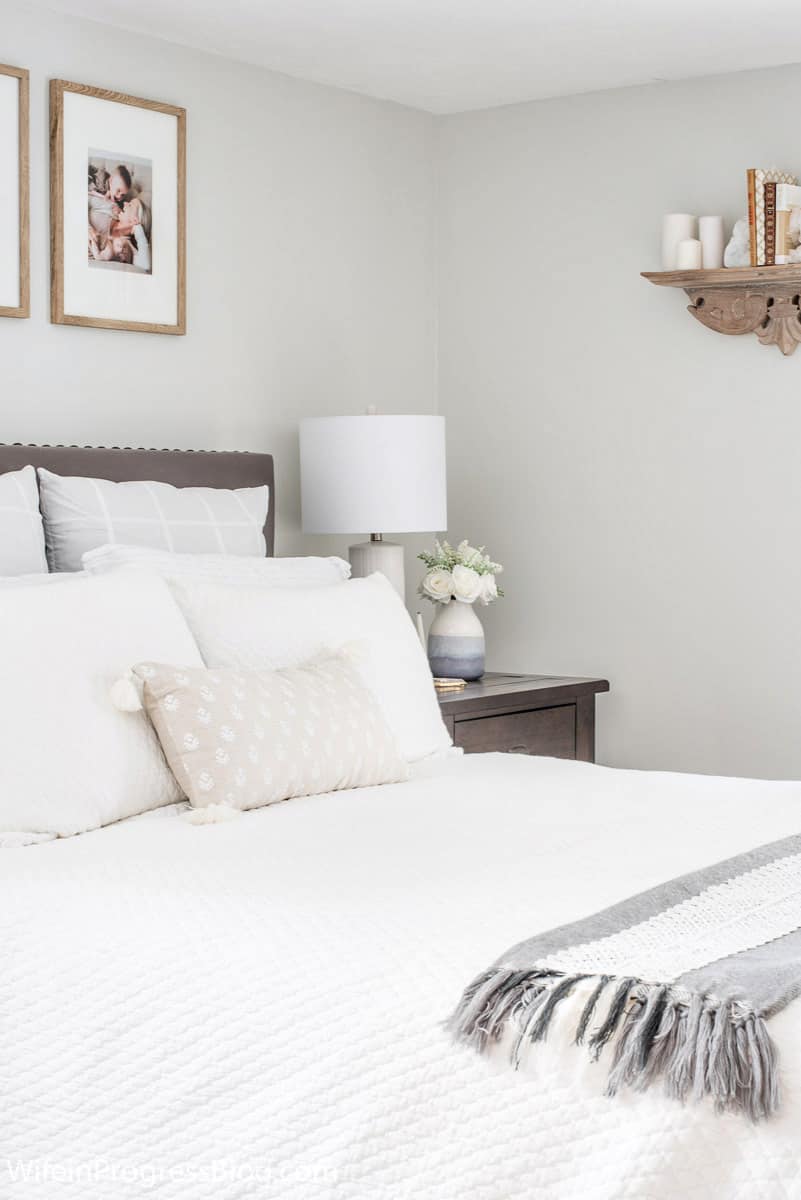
[132,652,408,814]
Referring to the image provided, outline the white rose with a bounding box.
[477,573,498,605]
[421,568,453,602]
[451,564,482,604]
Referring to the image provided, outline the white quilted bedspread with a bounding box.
[4,753,801,1200]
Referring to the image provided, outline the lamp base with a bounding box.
[349,540,405,599]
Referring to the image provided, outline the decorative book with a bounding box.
[749,168,797,265]
[746,169,757,265]
[765,181,777,266]
[775,183,801,265]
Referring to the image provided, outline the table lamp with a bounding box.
[300,414,447,599]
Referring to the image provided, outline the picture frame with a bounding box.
[50,78,186,335]
[0,63,30,319]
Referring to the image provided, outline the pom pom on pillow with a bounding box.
[184,803,240,825]
[110,670,144,713]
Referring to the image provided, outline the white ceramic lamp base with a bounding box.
[349,539,405,599]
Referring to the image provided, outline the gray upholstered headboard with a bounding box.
[0,443,276,556]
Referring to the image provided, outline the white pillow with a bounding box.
[82,543,350,586]
[0,466,47,576]
[168,572,452,763]
[0,571,84,587]
[0,572,204,837]
[38,468,269,572]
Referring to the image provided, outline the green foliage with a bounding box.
[417,539,503,577]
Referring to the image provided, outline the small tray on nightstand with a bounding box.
[436,672,609,762]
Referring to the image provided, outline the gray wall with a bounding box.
[1,1,437,559]
[437,65,801,779]
[6,3,801,779]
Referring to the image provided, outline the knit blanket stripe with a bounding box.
[448,832,801,1121]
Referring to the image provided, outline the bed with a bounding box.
[2,446,800,1200]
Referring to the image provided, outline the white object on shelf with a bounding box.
[675,238,703,270]
[661,213,698,270]
[300,414,447,600]
[724,216,751,267]
[699,216,725,269]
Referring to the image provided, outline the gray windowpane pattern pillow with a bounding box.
[38,468,269,572]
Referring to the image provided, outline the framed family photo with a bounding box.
[50,79,186,335]
[0,63,30,319]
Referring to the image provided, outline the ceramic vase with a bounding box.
[427,600,485,681]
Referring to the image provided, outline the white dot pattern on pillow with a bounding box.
[135,655,409,811]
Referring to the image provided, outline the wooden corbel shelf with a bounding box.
[642,266,801,356]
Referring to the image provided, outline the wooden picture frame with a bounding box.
[0,63,30,319]
[50,78,186,335]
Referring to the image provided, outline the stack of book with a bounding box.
[746,168,801,266]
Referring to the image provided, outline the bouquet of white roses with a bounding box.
[418,540,504,606]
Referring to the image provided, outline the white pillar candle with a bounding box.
[675,238,703,270]
[662,213,698,270]
[699,215,725,269]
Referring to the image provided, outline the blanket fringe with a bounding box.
[446,968,780,1122]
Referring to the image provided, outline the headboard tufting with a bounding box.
[0,444,276,556]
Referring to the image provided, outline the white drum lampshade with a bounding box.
[300,414,447,598]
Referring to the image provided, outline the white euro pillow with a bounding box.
[168,572,452,763]
[0,465,47,576]
[38,468,269,572]
[0,572,204,837]
[82,543,350,586]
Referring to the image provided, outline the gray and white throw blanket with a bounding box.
[449,833,801,1121]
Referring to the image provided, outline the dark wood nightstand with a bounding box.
[436,673,609,763]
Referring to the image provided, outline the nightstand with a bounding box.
[436,673,609,763]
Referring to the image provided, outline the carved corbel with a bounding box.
[685,286,801,356]
[642,268,801,357]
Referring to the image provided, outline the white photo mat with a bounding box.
[51,80,185,334]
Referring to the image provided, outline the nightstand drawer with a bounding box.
[453,704,576,758]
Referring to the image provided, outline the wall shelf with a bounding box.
[642,266,801,356]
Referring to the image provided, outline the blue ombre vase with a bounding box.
[427,600,485,681]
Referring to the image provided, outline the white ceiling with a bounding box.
[41,0,801,114]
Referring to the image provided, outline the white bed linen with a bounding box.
[3,753,801,1200]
